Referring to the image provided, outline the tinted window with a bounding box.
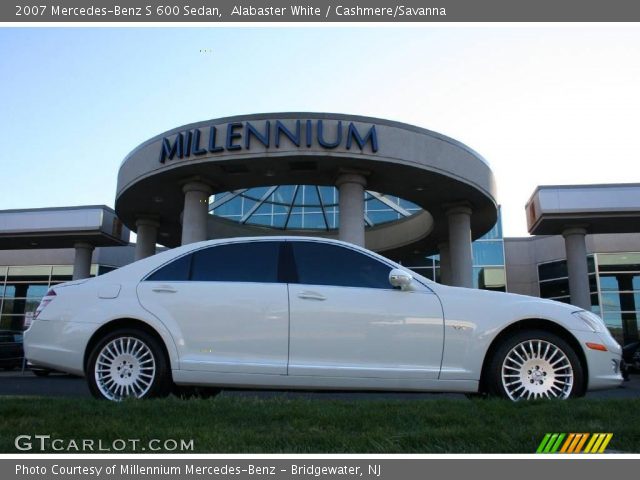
[191,242,280,283]
[291,242,391,289]
[146,254,192,281]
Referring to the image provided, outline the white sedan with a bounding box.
[24,237,623,401]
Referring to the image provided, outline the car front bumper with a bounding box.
[571,329,624,391]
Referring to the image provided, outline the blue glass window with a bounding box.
[472,241,504,266]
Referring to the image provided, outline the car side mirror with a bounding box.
[389,269,414,291]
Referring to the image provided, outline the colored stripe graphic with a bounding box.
[538,433,613,454]
[566,433,586,453]
[584,433,614,453]
[537,433,565,453]
[537,433,552,453]
[549,433,566,453]
[597,434,613,453]
[574,433,589,453]
[543,433,559,453]
[560,433,575,453]
[584,434,598,453]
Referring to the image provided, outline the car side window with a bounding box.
[290,241,392,289]
[190,241,280,283]
[146,254,192,281]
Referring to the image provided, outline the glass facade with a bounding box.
[210,186,422,230]
[0,265,115,331]
[393,211,507,291]
[538,253,640,345]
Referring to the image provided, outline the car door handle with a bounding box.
[151,285,177,293]
[298,291,326,301]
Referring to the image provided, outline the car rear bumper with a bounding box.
[24,319,95,377]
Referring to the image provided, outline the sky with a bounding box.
[1,26,639,237]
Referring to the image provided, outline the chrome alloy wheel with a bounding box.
[501,339,574,400]
[94,337,156,401]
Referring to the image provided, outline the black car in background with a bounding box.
[0,330,23,371]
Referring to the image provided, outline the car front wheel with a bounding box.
[87,329,171,401]
[487,329,585,400]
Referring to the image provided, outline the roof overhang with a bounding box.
[526,184,640,235]
[0,206,130,249]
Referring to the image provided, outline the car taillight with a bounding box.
[33,289,57,319]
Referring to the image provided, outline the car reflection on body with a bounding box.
[24,237,623,401]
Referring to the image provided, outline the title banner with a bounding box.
[3,0,640,22]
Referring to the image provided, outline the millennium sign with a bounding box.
[159,119,379,163]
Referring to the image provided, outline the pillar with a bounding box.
[617,274,639,343]
[73,242,94,280]
[438,242,452,286]
[181,181,212,245]
[563,227,591,310]
[135,217,159,261]
[336,172,367,247]
[446,204,473,288]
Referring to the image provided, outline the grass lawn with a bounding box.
[1,396,639,453]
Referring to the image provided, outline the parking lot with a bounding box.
[1,369,638,400]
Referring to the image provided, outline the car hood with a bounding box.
[435,282,580,311]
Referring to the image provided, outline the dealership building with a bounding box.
[1,113,639,347]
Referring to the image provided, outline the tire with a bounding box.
[32,369,51,377]
[173,385,222,399]
[486,329,585,401]
[86,328,171,401]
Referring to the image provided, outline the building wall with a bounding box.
[504,233,640,297]
[503,238,540,297]
[0,245,135,268]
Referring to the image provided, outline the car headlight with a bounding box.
[573,310,605,333]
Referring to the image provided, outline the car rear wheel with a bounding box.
[487,329,585,400]
[87,329,171,401]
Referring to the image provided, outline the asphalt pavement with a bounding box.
[0,369,638,400]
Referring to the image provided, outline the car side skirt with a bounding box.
[173,370,478,393]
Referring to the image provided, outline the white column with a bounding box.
[336,172,367,247]
[446,204,474,288]
[181,181,212,245]
[563,227,591,310]
[438,242,452,286]
[72,242,94,280]
[135,217,159,261]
